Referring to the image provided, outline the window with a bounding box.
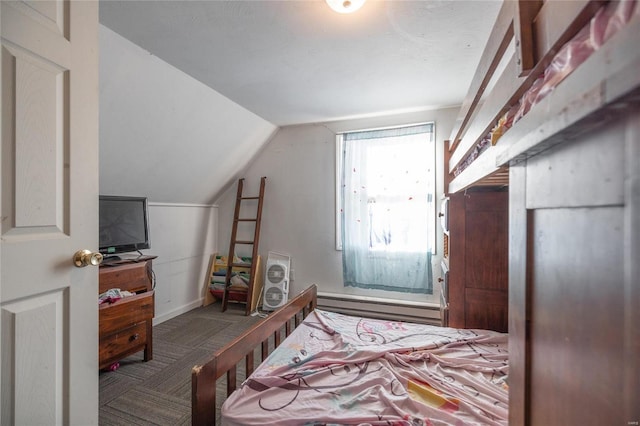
[336,123,435,294]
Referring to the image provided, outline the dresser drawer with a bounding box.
[99,291,154,337]
[99,322,147,367]
[99,261,151,293]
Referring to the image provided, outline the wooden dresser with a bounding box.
[443,190,508,332]
[98,255,156,369]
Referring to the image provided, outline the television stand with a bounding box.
[98,255,157,370]
[101,254,154,266]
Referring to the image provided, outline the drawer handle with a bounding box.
[129,333,140,342]
[437,277,444,282]
[438,212,445,217]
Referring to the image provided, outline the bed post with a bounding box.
[513,0,542,76]
[444,140,452,195]
[192,360,217,426]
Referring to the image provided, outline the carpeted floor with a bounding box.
[99,301,262,425]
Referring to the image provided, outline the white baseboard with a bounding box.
[318,293,441,326]
[153,294,443,326]
[153,298,203,325]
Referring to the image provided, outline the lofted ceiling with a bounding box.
[99,0,502,127]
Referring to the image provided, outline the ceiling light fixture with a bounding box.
[326,0,366,14]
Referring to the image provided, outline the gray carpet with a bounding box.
[99,302,261,425]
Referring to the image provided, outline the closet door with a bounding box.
[463,192,508,331]
[449,190,508,332]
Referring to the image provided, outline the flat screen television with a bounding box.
[99,195,150,257]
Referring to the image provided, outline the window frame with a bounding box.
[335,134,344,250]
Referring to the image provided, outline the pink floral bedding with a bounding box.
[221,309,508,425]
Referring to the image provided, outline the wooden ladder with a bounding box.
[221,177,266,314]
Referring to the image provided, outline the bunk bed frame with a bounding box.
[445,0,640,194]
[445,1,640,424]
[191,284,317,426]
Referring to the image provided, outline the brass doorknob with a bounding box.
[73,250,103,267]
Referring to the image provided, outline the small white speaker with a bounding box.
[262,251,290,311]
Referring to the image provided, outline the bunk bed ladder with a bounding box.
[221,177,267,315]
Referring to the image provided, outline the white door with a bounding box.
[0,1,99,424]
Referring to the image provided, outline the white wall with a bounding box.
[216,107,458,305]
[99,23,458,317]
[136,203,217,323]
[99,25,278,322]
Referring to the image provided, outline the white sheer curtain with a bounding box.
[341,124,434,294]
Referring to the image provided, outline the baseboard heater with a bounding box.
[317,292,442,326]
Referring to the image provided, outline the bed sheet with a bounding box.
[221,309,508,426]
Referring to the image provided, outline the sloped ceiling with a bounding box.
[99,26,278,204]
[99,0,502,126]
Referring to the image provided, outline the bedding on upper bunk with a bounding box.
[453,0,638,177]
[221,309,508,426]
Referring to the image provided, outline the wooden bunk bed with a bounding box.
[191,1,639,424]
[446,0,640,192]
[444,0,640,424]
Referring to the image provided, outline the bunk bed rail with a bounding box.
[191,284,317,426]
[445,0,636,193]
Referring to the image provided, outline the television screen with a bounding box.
[99,196,150,255]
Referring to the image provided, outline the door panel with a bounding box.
[529,207,624,425]
[21,0,69,37]
[3,43,69,237]
[1,1,99,424]
[2,291,65,425]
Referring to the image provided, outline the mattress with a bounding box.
[221,309,508,425]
